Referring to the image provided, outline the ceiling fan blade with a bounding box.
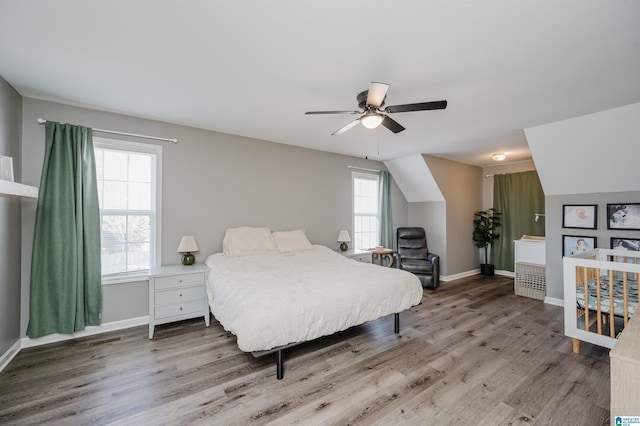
[384,100,447,113]
[381,115,405,134]
[366,82,389,107]
[305,110,360,115]
[332,118,360,135]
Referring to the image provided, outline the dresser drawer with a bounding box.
[155,285,204,305]
[155,299,204,319]
[351,253,372,263]
[154,272,205,290]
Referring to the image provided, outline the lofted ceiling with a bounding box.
[1,1,639,167]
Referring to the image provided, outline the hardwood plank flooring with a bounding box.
[0,275,610,425]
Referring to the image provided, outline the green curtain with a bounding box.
[27,121,102,338]
[378,170,393,249]
[493,170,545,272]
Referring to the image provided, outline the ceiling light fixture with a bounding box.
[360,111,384,129]
[492,153,507,161]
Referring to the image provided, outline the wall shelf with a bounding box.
[0,180,38,198]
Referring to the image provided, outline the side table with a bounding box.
[148,264,210,339]
[369,248,395,267]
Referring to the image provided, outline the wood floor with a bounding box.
[0,275,611,425]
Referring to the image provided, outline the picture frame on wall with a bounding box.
[562,204,597,229]
[563,235,596,257]
[611,237,640,252]
[607,203,640,230]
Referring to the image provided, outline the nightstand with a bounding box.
[338,248,373,263]
[148,264,210,339]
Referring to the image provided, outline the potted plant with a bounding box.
[472,208,502,275]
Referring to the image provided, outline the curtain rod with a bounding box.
[36,118,178,144]
[348,165,391,174]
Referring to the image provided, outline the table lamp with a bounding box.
[337,230,351,252]
[177,235,199,265]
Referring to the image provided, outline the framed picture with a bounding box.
[562,204,597,229]
[563,235,596,257]
[611,237,640,252]
[607,203,640,230]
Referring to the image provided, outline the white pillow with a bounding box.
[222,227,278,257]
[272,229,313,252]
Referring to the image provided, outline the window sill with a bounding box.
[101,272,150,286]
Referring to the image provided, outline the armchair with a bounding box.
[394,227,440,289]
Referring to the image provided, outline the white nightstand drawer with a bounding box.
[351,253,372,263]
[148,264,210,339]
[155,285,204,305]
[155,299,204,319]
[154,272,204,290]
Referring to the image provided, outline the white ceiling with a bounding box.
[1,1,639,167]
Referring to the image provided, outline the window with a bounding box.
[94,138,162,282]
[352,172,379,250]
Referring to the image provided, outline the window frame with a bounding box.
[93,137,162,285]
[352,171,380,250]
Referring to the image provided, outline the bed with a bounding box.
[563,248,640,353]
[205,227,423,379]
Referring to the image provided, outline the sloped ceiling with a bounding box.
[385,155,444,203]
[525,102,640,195]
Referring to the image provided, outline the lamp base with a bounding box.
[181,253,195,265]
[339,242,348,252]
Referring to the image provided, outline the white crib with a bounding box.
[563,248,639,353]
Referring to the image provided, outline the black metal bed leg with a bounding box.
[394,313,400,333]
[276,349,284,380]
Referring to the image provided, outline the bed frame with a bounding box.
[563,248,639,353]
[251,313,401,380]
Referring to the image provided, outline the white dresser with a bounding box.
[148,264,210,339]
[514,236,546,266]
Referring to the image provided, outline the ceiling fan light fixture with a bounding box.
[360,112,384,129]
[492,153,507,161]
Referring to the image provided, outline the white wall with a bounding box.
[526,101,640,196]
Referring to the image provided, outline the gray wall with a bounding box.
[421,155,483,277]
[0,76,22,354]
[545,190,640,301]
[408,200,446,269]
[19,98,409,334]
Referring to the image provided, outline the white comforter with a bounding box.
[206,245,423,352]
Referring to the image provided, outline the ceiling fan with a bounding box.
[305,82,447,135]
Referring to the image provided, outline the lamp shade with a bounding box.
[177,235,199,253]
[337,230,351,242]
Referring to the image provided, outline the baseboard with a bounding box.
[0,340,21,374]
[20,316,149,349]
[440,269,479,282]
[440,268,514,282]
[495,269,515,278]
[544,297,564,307]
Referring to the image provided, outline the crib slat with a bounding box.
[623,271,629,326]
[609,269,615,338]
[584,268,590,332]
[596,269,602,335]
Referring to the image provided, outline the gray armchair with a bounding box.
[393,227,440,289]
